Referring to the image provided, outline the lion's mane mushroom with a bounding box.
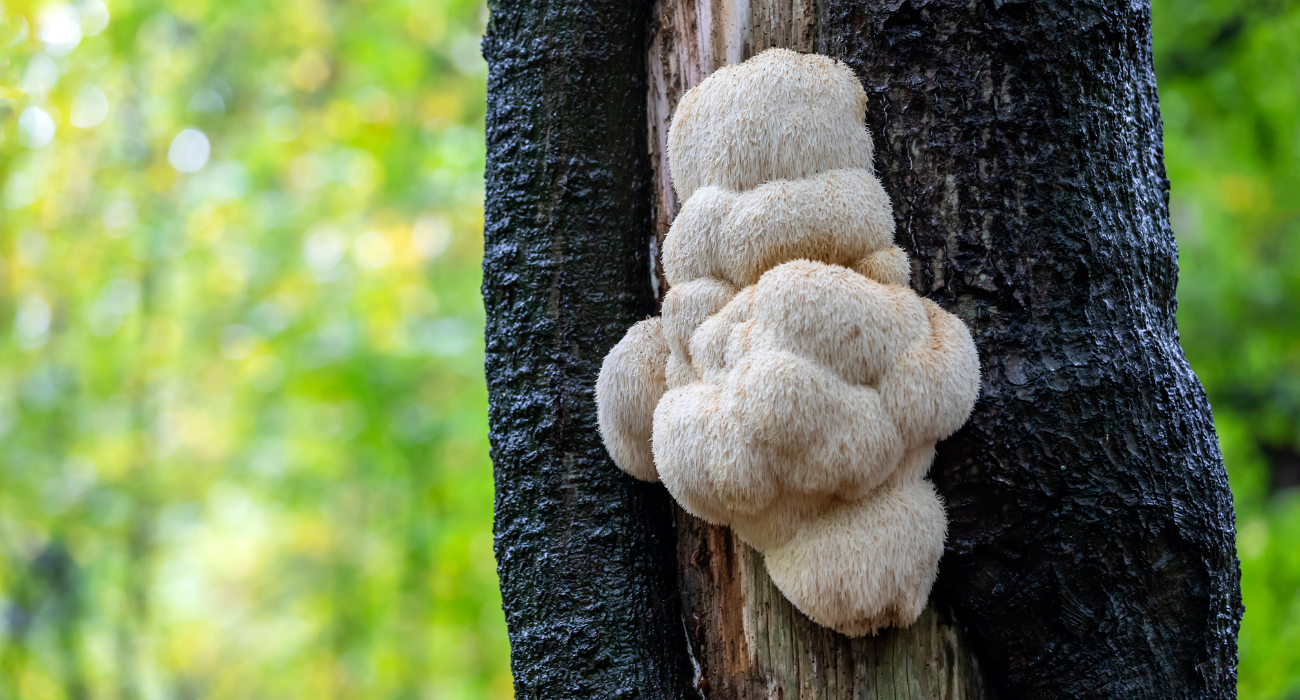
[595,48,980,636]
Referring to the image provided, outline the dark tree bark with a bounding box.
[481,1,696,697]
[483,0,1242,697]
[817,1,1242,696]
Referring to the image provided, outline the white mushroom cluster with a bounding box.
[596,49,980,636]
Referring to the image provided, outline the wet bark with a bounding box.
[816,1,1243,697]
[483,0,1242,697]
[481,0,696,697]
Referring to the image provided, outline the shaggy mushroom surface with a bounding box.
[596,48,980,636]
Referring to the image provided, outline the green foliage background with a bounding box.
[0,0,506,697]
[0,0,1295,697]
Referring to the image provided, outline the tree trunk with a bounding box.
[483,0,1242,697]
[647,2,993,697]
[816,1,1242,696]
[481,1,696,697]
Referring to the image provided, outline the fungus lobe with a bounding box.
[595,48,980,636]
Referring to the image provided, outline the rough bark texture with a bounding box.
[483,0,1242,696]
[481,0,696,697]
[816,1,1243,697]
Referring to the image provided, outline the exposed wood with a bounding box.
[647,1,992,697]
[646,0,815,299]
[677,519,994,699]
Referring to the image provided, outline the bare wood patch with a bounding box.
[647,0,816,301]
[648,0,991,696]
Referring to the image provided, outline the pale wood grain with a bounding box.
[647,1,992,695]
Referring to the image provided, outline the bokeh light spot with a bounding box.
[20,53,59,97]
[169,128,211,173]
[71,84,109,128]
[77,0,110,36]
[352,231,392,269]
[18,106,56,148]
[412,213,451,261]
[38,3,82,56]
[303,225,347,276]
[14,295,52,349]
[188,88,226,115]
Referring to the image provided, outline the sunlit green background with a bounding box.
[0,0,505,697]
[0,0,1296,697]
